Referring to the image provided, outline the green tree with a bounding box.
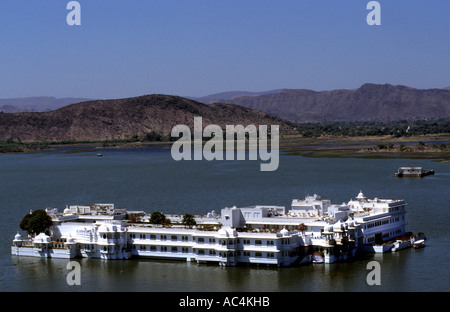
[19,209,53,236]
[182,214,196,227]
[149,211,168,225]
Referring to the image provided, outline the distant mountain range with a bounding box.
[0,96,92,113]
[194,84,450,122]
[1,83,449,142]
[0,94,295,142]
[188,90,283,104]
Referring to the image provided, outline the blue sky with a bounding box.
[0,0,449,99]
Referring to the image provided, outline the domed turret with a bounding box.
[356,191,366,201]
[63,205,71,215]
[14,232,23,241]
[13,232,23,247]
[33,232,51,243]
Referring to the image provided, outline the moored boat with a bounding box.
[391,239,410,252]
[412,239,425,249]
[312,252,324,264]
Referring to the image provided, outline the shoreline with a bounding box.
[279,134,450,162]
[1,134,449,162]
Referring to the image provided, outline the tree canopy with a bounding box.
[19,209,53,236]
[149,211,170,225]
[182,214,197,226]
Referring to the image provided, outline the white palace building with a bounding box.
[11,191,422,265]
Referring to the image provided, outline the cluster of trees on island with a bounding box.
[296,118,450,138]
[18,210,197,237]
[148,211,197,227]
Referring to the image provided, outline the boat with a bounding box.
[391,239,410,252]
[312,252,324,263]
[395,167,434,177]
[412,239,425,249]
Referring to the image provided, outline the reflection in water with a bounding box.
[9,253,408,292]
[2,149,450,292]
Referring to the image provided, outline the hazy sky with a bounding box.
[0,0,449,99]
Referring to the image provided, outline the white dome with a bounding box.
[356,191,366,200]
[14,232,23,241]
[34,232,51,243]
[63,207,71,214]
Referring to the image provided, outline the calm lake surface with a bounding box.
[1,146,449,292]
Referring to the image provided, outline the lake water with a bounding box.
[1,146,449,292]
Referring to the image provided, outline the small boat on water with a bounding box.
[391,239,410,252]
[395,167,434,177]
[412,239,425,249]
[312,252,324,263]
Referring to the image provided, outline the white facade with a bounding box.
[11,191,416,266]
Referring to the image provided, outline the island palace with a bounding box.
[11,191,425,266]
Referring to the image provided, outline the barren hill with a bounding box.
[202,84,450,122]
[0,94,295,142]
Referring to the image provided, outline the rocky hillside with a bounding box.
[199,84,450,122]
[0,94,295,142]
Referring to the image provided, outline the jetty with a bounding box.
[395,167,434,177]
